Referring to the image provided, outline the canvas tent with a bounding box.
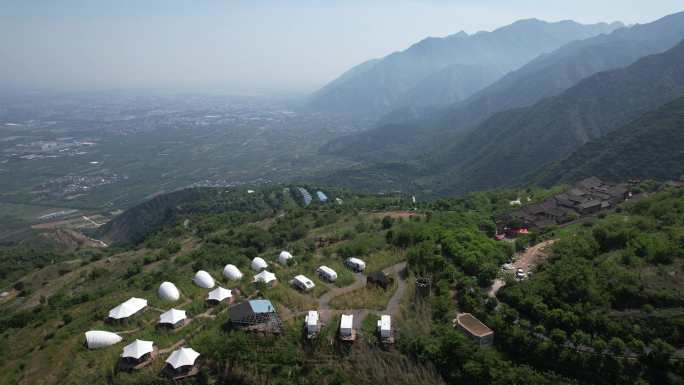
[159,309,187,327]
[378,315,391,338]
[340,314,354,336]
[158,281,180,301]
[305,310,319,335]
[292,275,315,291]
[316,265,337,282]
[253,270,277,284]
[108,297,147,320]
[207,287,232,303]
[165,347,200,370]
[193,270,215,289]
[121,339,154,360]
[85,330,122,349]
[278,251,293,265]
[223,264,243,280]
[251,257,268,271]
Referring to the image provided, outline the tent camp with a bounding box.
[292,275,315,291]
[305,310,320,338]
[340,314,355,341]
[316,265,337,282]
[207,287,232,304]
[193,270,215,289]
[158,281,180,301]
[345,257,366,272]
[165,347,200,378]
[159,309,188,328]
[278,251,293,265]
[251,257,268,271]
[377,315,393,343]
[121,339,155,366]
[85,330,122,349]
[223,264,243,280]
[253,270,277,285]
[108,297,148,320]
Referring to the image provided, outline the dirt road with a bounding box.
[488,239,556,297]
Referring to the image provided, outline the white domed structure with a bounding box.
[251,257,268,271]
[158,281,180,301]
[223,264,243,280]
[193,270,215,289]
[278,251,293,265]
[85,330,122,349]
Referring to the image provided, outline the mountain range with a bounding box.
[322,11,684,164]
[309,19,622,119]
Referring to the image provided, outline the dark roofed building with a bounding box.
[229,299,282,332]
[367,271,393,290]
[454,313,494,346]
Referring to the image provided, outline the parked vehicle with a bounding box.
[316,265,338,282]
[345,257,366,272]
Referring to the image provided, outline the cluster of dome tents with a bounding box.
[83,250,367,377]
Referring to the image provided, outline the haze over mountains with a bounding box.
[310,19,622,118]
[314,10,684,196]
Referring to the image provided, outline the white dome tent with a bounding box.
[158,281,180,301]
[121,339,154,360]
[207,287,232,303]
[251,257,268,271]
[253,270,277,284]
[85,330,122,349]
[159,309,187,327]
[108,297,148,320]
[193,270,215,289]
[166,347,200,370]
[278,251,293,265]
[223,264,243,280]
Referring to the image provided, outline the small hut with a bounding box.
[164,347,200,379]
[158,308,188,329]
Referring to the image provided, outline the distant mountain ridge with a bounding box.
[310,19,622,119]
[323,11,684,163]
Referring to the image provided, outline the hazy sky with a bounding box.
[0,0,682,94]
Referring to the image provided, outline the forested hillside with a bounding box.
[532,96,684,185]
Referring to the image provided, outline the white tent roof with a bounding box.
[253,270,277,284]
[347,257,366,269]
[251,257,268,271]
[121,339,154,359]
[165,347,200,369]
[379,315,391,331]
[158,281,180,301]
[85,330,122,349]
[317,265,337,279]
[305,310,319,327]
[223,264,243,280]
[193,270,215,289]
[108,297,148,319]
[207,287,232,302]
[293,275,315,289]
[159,308,187,325]
[340,314,353,330]
[278,251,293,264]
